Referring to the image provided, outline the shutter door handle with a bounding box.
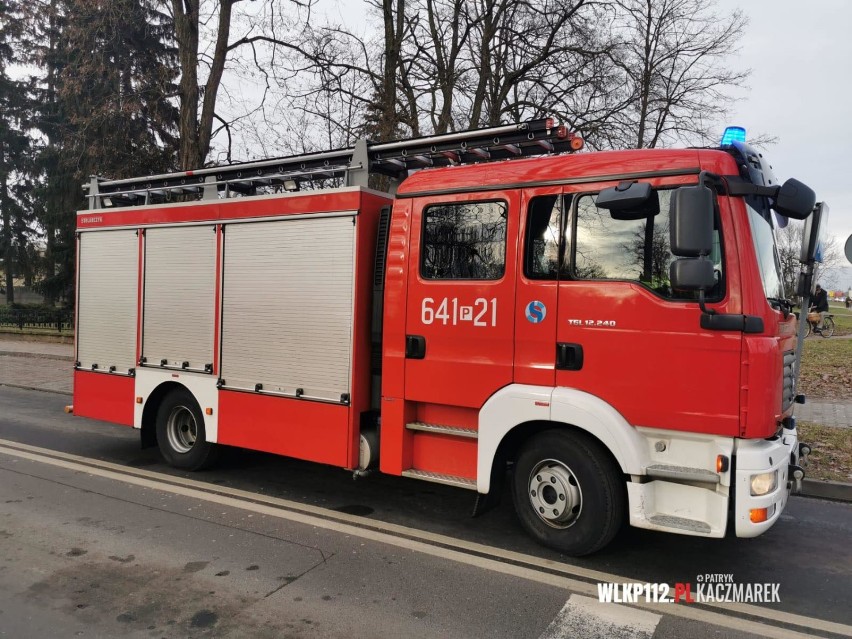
[405,335,427,359]
[556,343,583,371]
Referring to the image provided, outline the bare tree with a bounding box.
[272,0,615,144]
[465,0,605,128]
[602,0,749,149]
[185,0,754,162]
[777,221,844,297]
[166,0,242,168]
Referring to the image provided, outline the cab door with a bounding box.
[554,184,742,436]
[404,191,519,410]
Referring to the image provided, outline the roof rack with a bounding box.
[85,118,583,210]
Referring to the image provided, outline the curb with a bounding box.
[0,383,72,397]
[798,478,852,503]
[0,350,74,362]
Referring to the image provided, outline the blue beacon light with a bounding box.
[721,126,746,146]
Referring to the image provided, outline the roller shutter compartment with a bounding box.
[77,229,138,373]
[142,225,216,371]
[221,215,356,402]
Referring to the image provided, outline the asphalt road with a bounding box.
[0,385,850,638]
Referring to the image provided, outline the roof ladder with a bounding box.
[85,118,583,209]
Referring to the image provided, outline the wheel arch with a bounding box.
[477,384,650,493]
[140,381,187,449]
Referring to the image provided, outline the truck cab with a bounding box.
[379,138,816,554]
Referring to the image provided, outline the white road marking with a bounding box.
[0,438,848,639]
[539,595,661,639]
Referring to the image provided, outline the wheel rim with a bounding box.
[165,405,198,454]
[527,459,583,528]
[822,319,834,338]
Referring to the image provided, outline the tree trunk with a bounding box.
[172,0,201,169]
[377,0,404,141]
[1,165,13,305]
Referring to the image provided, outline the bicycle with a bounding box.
[804,311,835,338]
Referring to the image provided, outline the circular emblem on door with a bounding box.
[525,300,547,324]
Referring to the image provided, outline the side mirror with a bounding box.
[670,258,715,291]
[595,181,659,220]
[670,185,713,257]
[774,178,816,220]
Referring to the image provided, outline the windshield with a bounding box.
[746,203,785,300]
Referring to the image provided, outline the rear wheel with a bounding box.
[820,316,835,338]
[155,388,219,470]
[511,430,625,556]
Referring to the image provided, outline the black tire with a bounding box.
[155,388,219,470]
[820,317,835,338]
[511,430,625,556]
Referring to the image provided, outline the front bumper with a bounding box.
[733,424,800,537]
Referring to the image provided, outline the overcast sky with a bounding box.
[716,0,852,283]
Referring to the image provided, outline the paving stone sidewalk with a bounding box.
[0,338,73,394]
[0,338,849,426]
[0,338,74,360]
[795,400,851,428]
[0,354,73,395]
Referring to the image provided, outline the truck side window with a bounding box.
[573,189,724,300]
[421,201,507,280]
[524,195,563,280]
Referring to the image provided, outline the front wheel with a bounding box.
[155,388,219,470]
[820,316,835,338]
[511,430,625,556]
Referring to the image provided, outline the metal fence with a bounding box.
[0,307,74,332]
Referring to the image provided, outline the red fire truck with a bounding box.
[72,120,822,555]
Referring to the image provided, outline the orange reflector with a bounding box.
[205,408,213,415]
[570,136,584,150]
[64,405,74,414]
[716,454,729,473]
[750,508,768,523]
[136,396,143,404]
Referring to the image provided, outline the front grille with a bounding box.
[782,350,796,411]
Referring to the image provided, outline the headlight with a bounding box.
[750,471,778,496]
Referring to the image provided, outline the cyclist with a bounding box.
[812,284,829,332]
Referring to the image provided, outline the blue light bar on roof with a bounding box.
[721,126,746,146]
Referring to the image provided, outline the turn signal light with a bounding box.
[716,455,729,473]
[205,408,213,415]
[570,135,584,151]
[750,508,768,523]
[135,396,143,404]
[64,405,74,414]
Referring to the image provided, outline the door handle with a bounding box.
[556,343,583,371]
[405,335,427,359]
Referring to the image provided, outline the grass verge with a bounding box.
[798,338,852,400]
[798,421,851,482]
[827,303,852,336]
